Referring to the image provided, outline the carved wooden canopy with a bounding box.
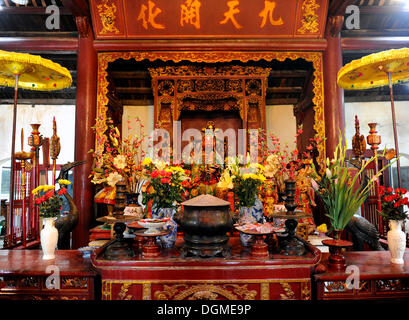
[148,65,271,140]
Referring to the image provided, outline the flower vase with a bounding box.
[124,192,144,219]
[152,206,177,248]
[387,220,406,264]
[238,198,264,247]
[40,217,58,260]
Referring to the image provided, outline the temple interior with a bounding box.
[0,0,408,303]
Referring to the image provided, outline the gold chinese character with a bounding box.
[180,0,201,29]
[259,1,283,28]
[137,0,165,30]
[220,0,242,29]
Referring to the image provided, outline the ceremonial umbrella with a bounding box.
[337,48,409,188]
[0,50,72,235]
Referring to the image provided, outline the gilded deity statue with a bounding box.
[264,154,285,194]
[295,159,316,234]
[191,121,223,195]
[263,180,279,216]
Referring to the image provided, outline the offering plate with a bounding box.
[137,218,169,234]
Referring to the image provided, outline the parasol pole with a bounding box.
[8,73,19,239]
[387,71,402,189]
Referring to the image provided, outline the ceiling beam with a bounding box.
[93,39,328,52]
[61,0,90,17]
[122,99,154,106]
[0,31,78,38]
[116,87,153,94]
[0,37,78,51]
[341,37,409,50]
[358,5,409,15]
[266,98,298,105]
[269,70,309,77]
[0,98,76,105]
[344,95,409,102]
[0,7,72,14]
[110,71,151,79]
[342,29,409,37]
[267,87,303,93]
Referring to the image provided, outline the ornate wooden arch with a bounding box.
[96,51,325,168]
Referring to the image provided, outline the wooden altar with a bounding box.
[0,250,98,300]
[314,251,409,300]
[91,236,321,300]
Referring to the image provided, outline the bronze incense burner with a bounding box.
[178,194,233,258]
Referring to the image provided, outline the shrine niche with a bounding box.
[95,51,326,170]
[148,65,270,147]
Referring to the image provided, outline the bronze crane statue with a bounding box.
[55,160,86,249]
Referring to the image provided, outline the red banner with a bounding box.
[90,0,328,40]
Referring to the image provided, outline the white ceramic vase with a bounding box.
[387,220,406,264]
[40,217,58,260]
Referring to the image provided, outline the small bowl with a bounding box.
[138,218,169,234]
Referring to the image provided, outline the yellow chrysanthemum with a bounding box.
[142,157,152,166]
[58,179,71,185]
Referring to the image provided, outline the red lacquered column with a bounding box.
[323,16,345,159]
[72,17,97,248]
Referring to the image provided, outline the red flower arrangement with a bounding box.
[379,186,409,221]
[32,179,71,218]
[142,159,190,209]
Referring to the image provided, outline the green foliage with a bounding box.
[311,132,396,230]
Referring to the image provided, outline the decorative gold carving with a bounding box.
[376,279,409,292]
[102,280,112,300]
[195,79,225,92]
[323,280,369,293]
[260,283,270,300]
[31,295,86,300]
[301,282,310,300]
[297,0,320,34]
[245,79,262,96]
[117,283,133,300]
[158,80,175,96]
[190,290,218,300]
[226,79,243,92]
[149,65,271,77]
[177,79,195,93]
[96,51,325,171]
[101,279,311,300]
[0,276,39,289]
[142,283,152,300]
[323,281,348,293]
[280,282,295,300]
[153,283,257,300]
[97,0,120,35]
[61,277,88,289]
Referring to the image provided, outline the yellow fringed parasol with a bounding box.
[337,48,409,188]
[0,50,72,220]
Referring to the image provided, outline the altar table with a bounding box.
[0,250,98,300]
[91,237,321,300]
[313,250,409,300]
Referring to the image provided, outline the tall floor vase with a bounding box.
[387,220,406,264]
[40,217,58,260]
[151,206,177,248]
[238,198,264,247]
